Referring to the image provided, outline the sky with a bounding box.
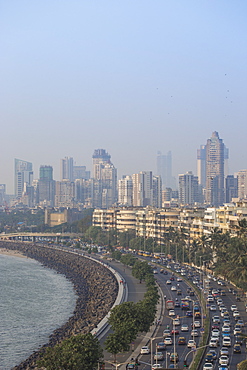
[1,1,247,193]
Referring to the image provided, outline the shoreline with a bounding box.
[0,247,27,258]
[0,241,118,370]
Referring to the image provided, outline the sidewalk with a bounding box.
[88,255,165,369]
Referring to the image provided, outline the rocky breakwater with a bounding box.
[0,241,118,370]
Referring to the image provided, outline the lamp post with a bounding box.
[149,335,165,368]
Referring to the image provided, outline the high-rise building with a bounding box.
[92,149,117,208]
[152,175,162,208]
[0,184,6,205]
[14,159,33,198]
[179,171,201,205]
[55,180,75,208]
[132,171,160,207]
[73,166,90,181]
[197,145,206,188]
[61,157,74,181]
[38,165,55,206]
[225,175,238,203]
[237,170,247,199]
[118,175,133,206]
[157,151,175,189]
[198,132,228,207]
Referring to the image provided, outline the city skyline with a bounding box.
[1,2,247,192]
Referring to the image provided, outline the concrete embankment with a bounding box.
[0,242,118,370]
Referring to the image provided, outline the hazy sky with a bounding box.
[1,1,247,193]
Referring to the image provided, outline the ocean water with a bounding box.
[0,254,77,370]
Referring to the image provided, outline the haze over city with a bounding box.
[1,1,247,193]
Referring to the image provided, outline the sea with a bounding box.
[0,254,77,370]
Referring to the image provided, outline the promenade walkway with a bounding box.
[98,258,164,370]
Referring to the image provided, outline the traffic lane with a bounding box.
[205,282,246,369]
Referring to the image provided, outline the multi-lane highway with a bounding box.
[137,260,246,370]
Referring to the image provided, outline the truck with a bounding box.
[166,300,174,310]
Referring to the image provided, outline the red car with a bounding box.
[171,329,179,335]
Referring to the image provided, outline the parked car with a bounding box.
[154,352,164,361]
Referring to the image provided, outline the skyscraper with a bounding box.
[205,131,225,207]
[14,159,33,198]
[60,157,74,181]
[225,175,238,203]
[179,171,201,205]
[157,151,173,189]
[237,170,247,199]
[92,149,117,208]
[38,165,55,206]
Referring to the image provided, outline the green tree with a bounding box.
[132,260,153,283]
[37,333,103,370]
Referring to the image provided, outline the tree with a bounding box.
[132,260,153,283]
[37,333,103,370]
[104,333,130,363]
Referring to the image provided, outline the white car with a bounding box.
[207,295,214,302]
[153,352,164,361]
[181,324,189,332]
[203,363,213,370]
[234,327,242,335]
[191,330,199,337]
[194,321,201,328]
[171,285,177,291]
[140,346,150,354]
[164,337,173,345]
[222,337,231,347]
[211,328,220,337]
[209,338,218,347]
[212,315,220,323]
[233,310,240,317]
[231,304,237,311]
[237,319,244,327]
[152,365,162,369]
[163,329,171,337]
[174,318,180,326]
[219,355,229,365]
[222,325,230,333]
[220,347,229,355]
[169,310,175,316]
[187,339,196,348]
[210,305,217,311]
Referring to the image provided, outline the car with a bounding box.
[191,329,199,337]
[174,301,180,307]
[218,367,229,370]
[140,346,150,354]
[178,336,186,345]
[233,344,241,353]
[187,339,196,348]
[209,338,218,347]
[223,319,230,326]
[177,277,182,282]
[231,304,237,311]
[203,363,213,370]
[166,280,172,284]
[211,329,220,337]
[210,305,217,311]
[207,295,214,302]
[164,337,173,345]
[194,320,201,328]
[154,351,164,361]
[181,324,189,332]
[236,319,244,327]
[174,318,180,326]
[212,315,220,323]
[212,324,220,330]
[233,310,240,317]
[127,363,135,369]
[219,355,229,365]
[156,342,166,351]
[163,329,171,337]
[220,347,229,355]
[170,352,179,363]
[152,365,162,369]
[222,325,230,333]
[194,312,201,319]
[171,328,179,335]
[205,353,214,363]
[222,337,231,347]
[169,310,175,316]
[235,335,244,345]
[171,285,177,291]
[186,311,193,317]
[234,327,242,335]
[208,349,217,360]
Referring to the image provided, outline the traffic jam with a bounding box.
[136,257,246,370]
